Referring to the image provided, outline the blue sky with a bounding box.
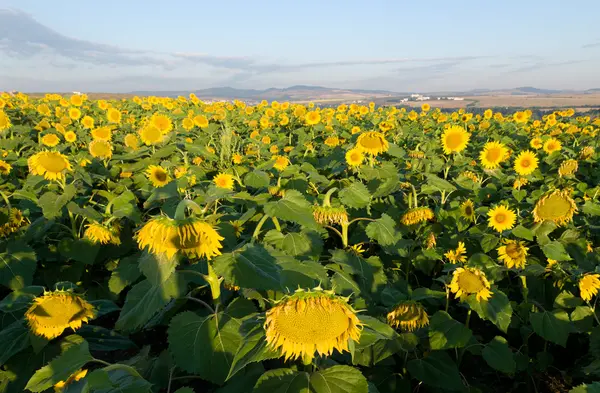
[1,0,599,92]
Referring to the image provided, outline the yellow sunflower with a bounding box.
[64,131,77,143]
[441,125,470,154]
[89,140,113,159]
[401,207,434,226]
[449,267,493,302]
[264,289,362,362]
[0,110,11,131]
[580,274,600,301]
[41,133,60,147]
[487,205,517,233]
[68,107,81,120]
[305,111,321,125]
[356,131,389,156]
[136,216,224,259]
[558,159,578,177]
[151,113,173,133]
[272,155,290,171]
[543,138,562,154]
[84,222,121,245]
[497,239,528,269]
[124,133,140,150]
[0,159,12,175]
[387,301,429,332]
[345,148,364,167]
[145,165,170,187]
[28,151,72,181]
[107,108,122,124]
[532,189,577,226]
[25,290,95,339]
[139,125,164,145]
[313,205,349,226]
[213,173,235,190]
[460,199,475,222]
[530,137,543,150]
[232,153,243,164]
[444,241,467,264]
[193,115,209,128]
[513,150,538,176]
[91,126,112,141]
[479,141,508,170]
[81,115,94,129]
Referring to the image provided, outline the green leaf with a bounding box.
[0,320,30,366]
[425,174,456,192]
[339,182,371,209]
[542,241,571,261]
[582,201,600,216]
[0,286,43,312]
[112,191,141,223]
[244,171,270,189]
[590,327,600,358]
[67,202,103,222]
[174,388,195,393]
[570,382,600,393]
[411,287,446,301]
[78,325,136,352]
[214,245,282,291]
[407,351,463,391]
[554,291,583,309]
[37,185,77,219]
[466,290,513,333]
[85,364,152,393]
[115,276,185,333]
[108,256,141,295]
[480,234,499,253]
[0,240,37,290]
[482,336,515,374]
[138,252,178,286]
[168,311,243,385]
[530,310,575,347]
[227,322,278,380]
[58,238,100,264]
[512,225,534,241]
[365,214,398,246]
[254,366,368,393]
[281,232,312,257]
[264,190,317,229]
[25,335,93,392]
[428,311,473,350]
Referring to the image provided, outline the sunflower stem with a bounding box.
[520,275,528,303]
[91,358,112,367]
[341,222,349,248]
[205,263,222,306]
[0,191,12,212]
[174,199,203,220]
[322,187,338,208]
[347,217,376,226]
[271,217,281,232]
[586,300,600,326]
[465,308,472,329]
[185,296,215,314]
[252,214,270,240]
[445,285,450,313]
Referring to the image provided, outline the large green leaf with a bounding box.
[108,256,141,295]
[25,335,93,392]
[111,191,141,223]
[281,232,312,257]
[365,214,398,246]
[428,311,473,350]
[244,170,270,189]
[542,241,572,261]
[530,310,575,347]
[37,185,77,219]
[168,311,243,385]
[0,320,30,366]
[227,322,279,380]
[482,336,515,374]
[264,190,317,229]
[83,364,152,393]
[339,182,371,209]
[138,251,178,286]
[466,289,512,333]
[407,351,463,391]
[425,174,457,192]
[570,382,600,393]
[253,366,368,393]
[78,325,136,352]
[0,240,37,290]
[0,286,43,312]
[213,245,282,291]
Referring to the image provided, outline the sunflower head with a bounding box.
[272,155,290,171]
[356,131,389,156]
[580,146,594,160]
[543,138,562,154]
[444,241,467,264]
[441,125,470,154]
[264,289,362,362]
[558,159,578,177]
[579,274,600,302]
[450,267,493,302]
[84,221,121,245]
[28,151,72,181]
[460,199,475,222]
[387,301,429,332]
[532,189,577,226]
[497,239,528,269]
[213,173,235,190]
[139,125,164,145]
[25,290,95,339]
[479,141,508,170]
[513,150,538,176]
[136,216,224,260]
[345,148,364,167]
[401,207,435,226]
[124,133,140,150]
[146,165,170,187]
[313,205,349,226]
[487,205,517,233]
[0,207,28,237]
[88,140,113,160]
[0,159,12,175]
[91,126,112,141]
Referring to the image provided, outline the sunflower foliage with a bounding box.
[0,93,599,392]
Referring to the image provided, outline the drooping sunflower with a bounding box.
[513,150,538,176]
[497,239,528,269]
[28,151,72,181]
[84,222,121,245]
[89,140,113,159]
[441,125,470,154]
[139,125,164,145]
[444,241,467,264]
[543,138,562,154]
[264,289,362,362]
[91,126,112,141]
[356,131,389,156]
[449,267,493,302]
[387,301,429,332]
[558,159,578,177]
[272,155,290,171]
[401,207,434,226]
[213,173,235,190]
[580,146,594,160]
[25,290,95,339]
[345,148,364,167]
[41,133,60,147]
[460,199,476,222]
[136,216,224,259]
[532,189,577,226]
[479,141,508,170]
[313,205,349,226]
[0,159,12,175]
[487,205,517,233]
[460,170,480,183]
[579,274,600,302]
[146,165,170,187]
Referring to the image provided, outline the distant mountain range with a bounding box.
[128,85,600,102]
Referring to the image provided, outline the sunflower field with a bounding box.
[0,92,600,393]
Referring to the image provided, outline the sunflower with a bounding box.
[513,177,528,190]
[441,125,470,154]
[54,369,88,393]
[124,133,139,150]
[107,108,122,124]
[68,107,81,120]
[460,199,475,222]
[479,141,508,170]
[313,205,349,226]
[579,274,600,302]
[513,150,538,176]
[25,290,95,339]
[487,205,517,233]
[146,165,170,187]
[139,125,164,145]
[387,301,429,332]
[64,131,77,143]
[345,148,364,167]
[81,115,94,129]
[0,110,11,131]
[151,113,173,133]
[136,215,224,259]
[497,239,528,269]
[84,222,121,245]
[450,267,493,302]
[91,126,112,141]
[324,136,340,147]
[0,207,28,237]
[41,133,60,147]
[356,131,389,156]
[0,159,12,175]
[532,189,577,226]
[401,207,434,226]
[558,159,578,177]
[272,155,290,171]
[426,232,436,249]
[305,111,321,125]
[28,151,72,181]
[232,153,243,164]
[530,137,543,150]
[580,146,594,160]
[543,138,562,154]
[193,115,209,128]
[264,289,362,361]
[88,140,112,160]
[210,173,234,190]
[460,170,480,183]
[444,241,467,264]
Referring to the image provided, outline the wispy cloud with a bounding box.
[506,60,586,73]
[582,41,600,49]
